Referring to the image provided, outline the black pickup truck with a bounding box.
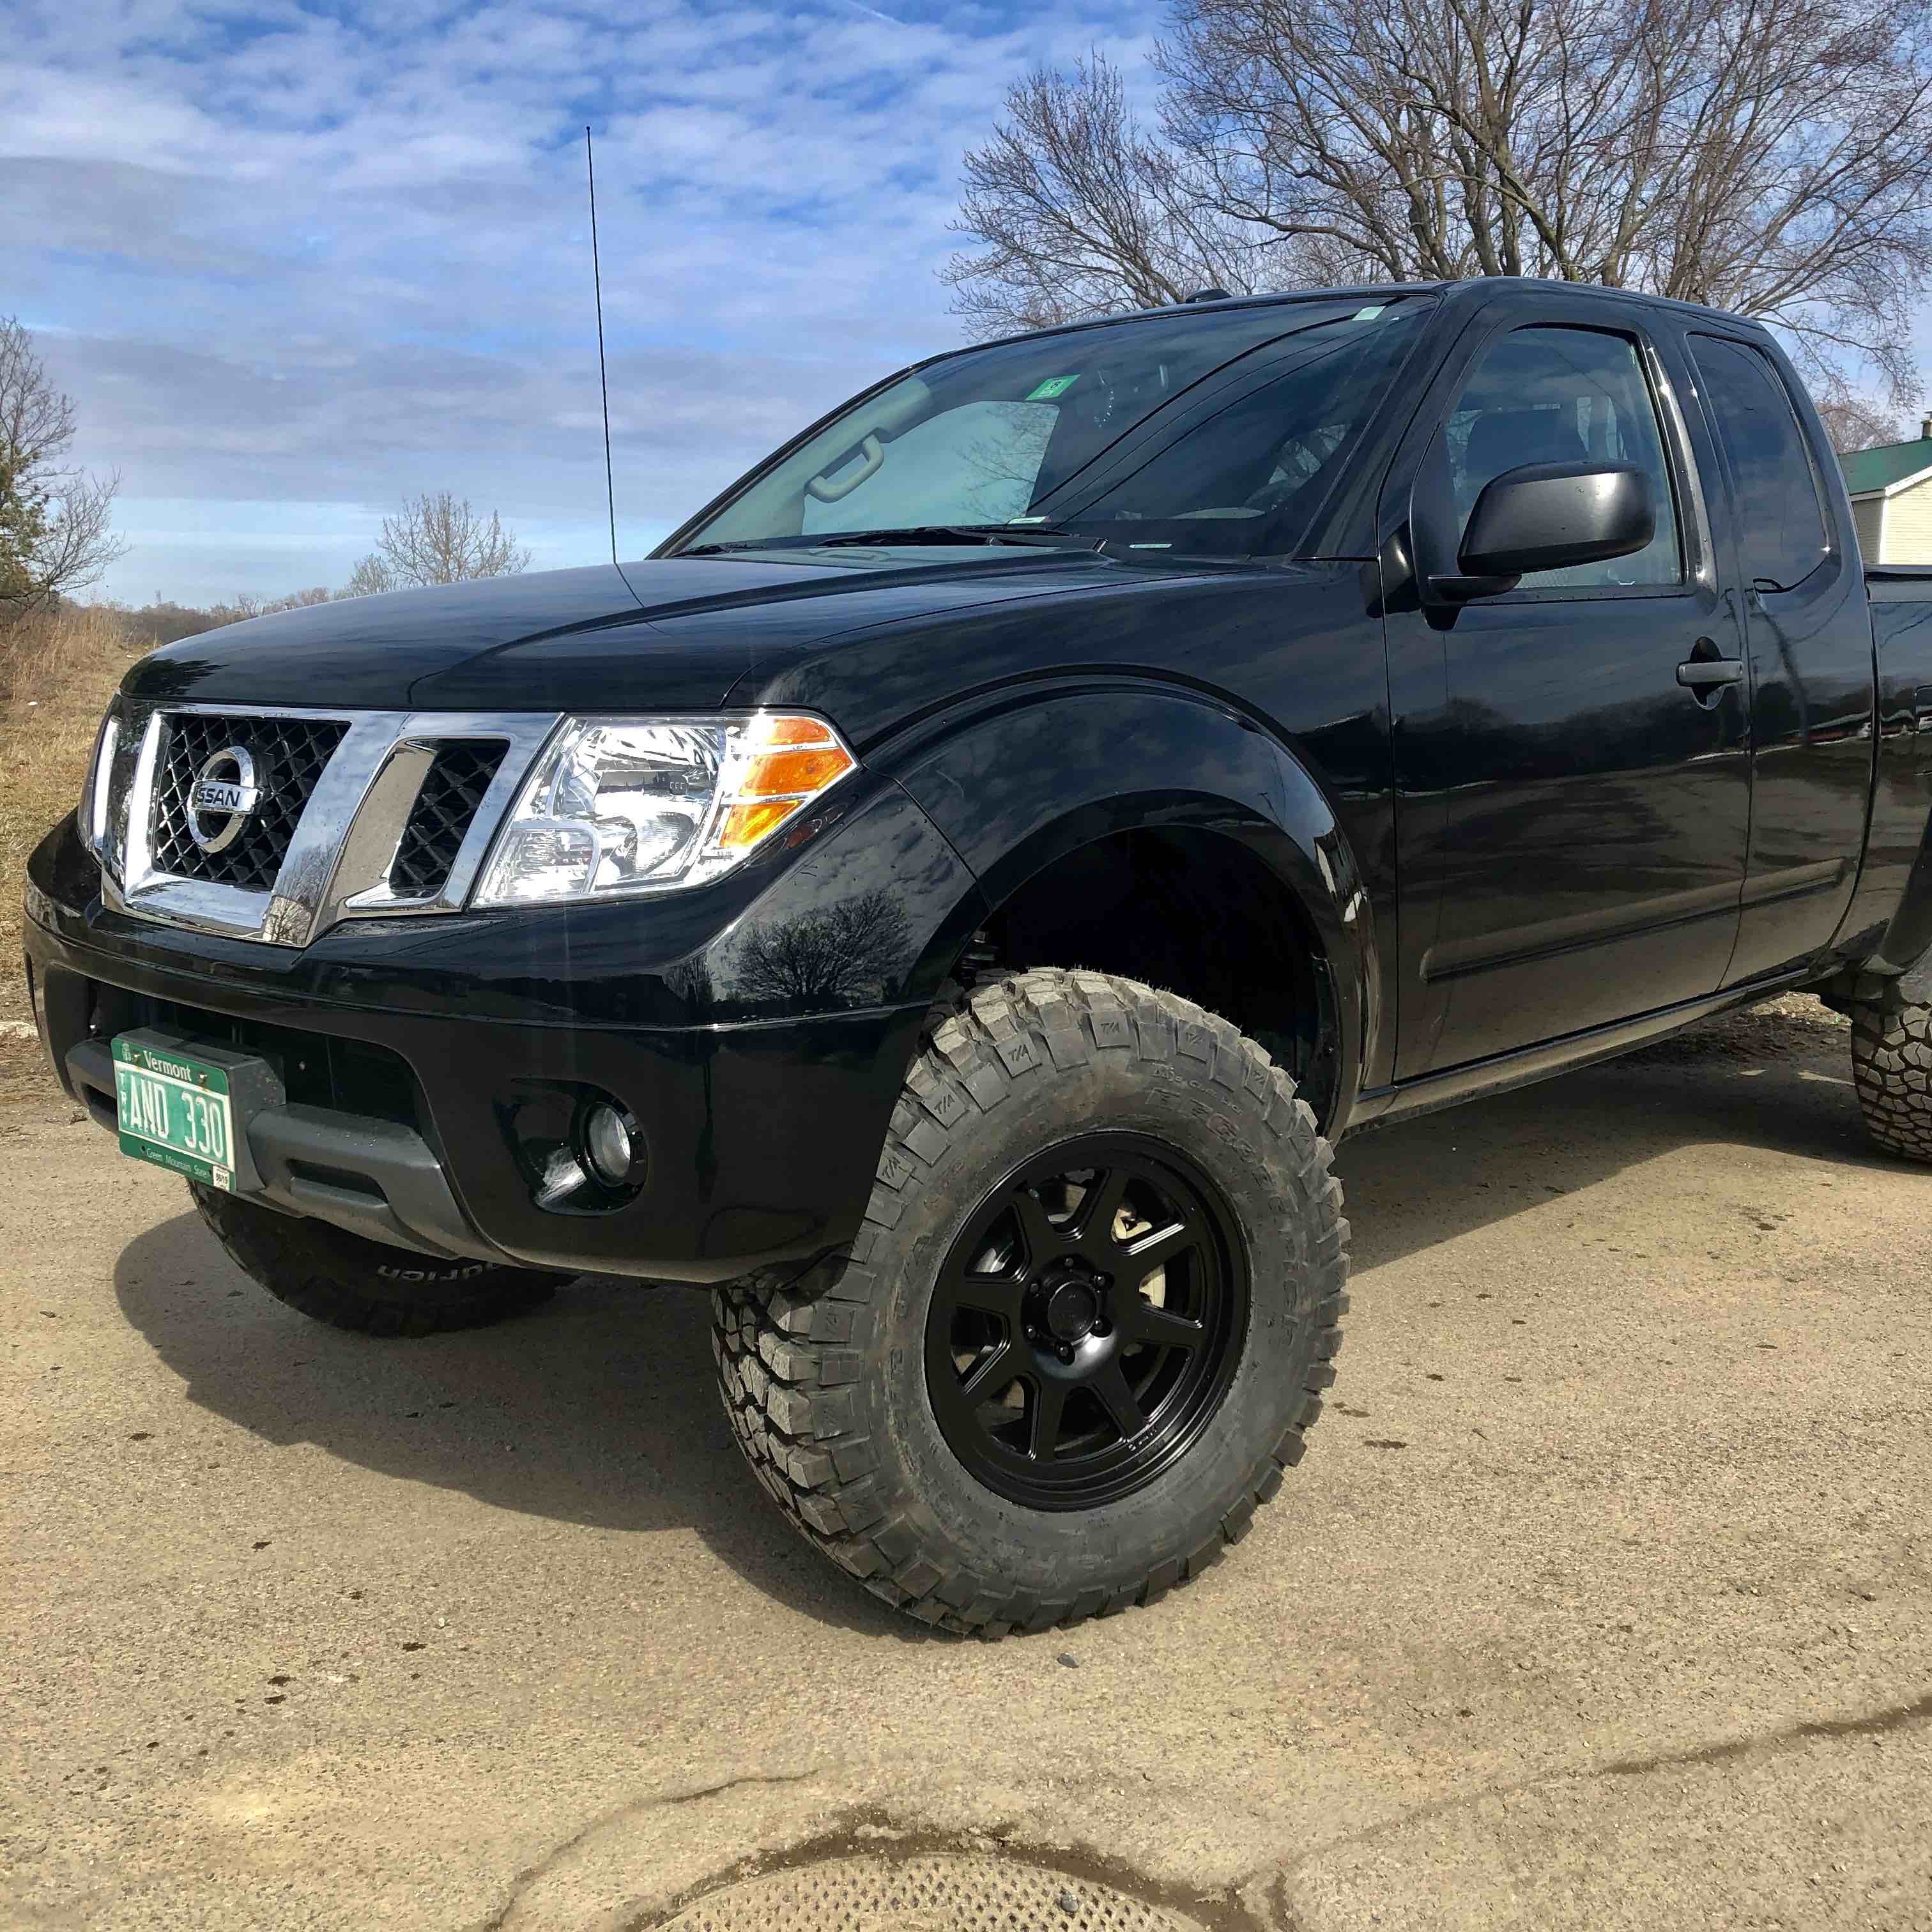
[23,277,1932,1635]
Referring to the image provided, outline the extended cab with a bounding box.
[24,278,1932,1635]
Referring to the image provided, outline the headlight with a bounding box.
[473,712,857,906]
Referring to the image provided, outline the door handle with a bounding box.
[1676,639,1745,699]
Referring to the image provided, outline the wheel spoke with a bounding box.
[1122,1298,1204,1350]
[958,1339,1022,1407]
[1121,1219,1195,1269]
[1076,1167,1131,1249]
[947,1270,1025,1322]
[1091,1360,1149,1442]
[1027,1377,1068,1460]
[1009,1186,1057,1269]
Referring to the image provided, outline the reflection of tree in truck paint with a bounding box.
[732,889,914,1009]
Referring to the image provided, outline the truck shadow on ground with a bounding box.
[111,999,1890,1637]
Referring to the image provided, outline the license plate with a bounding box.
[113,1036,238,1190]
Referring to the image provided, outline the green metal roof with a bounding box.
[1841,436,1932,496]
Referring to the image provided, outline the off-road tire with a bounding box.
[1851,991,1932,1162]
[190,1184,562,1337]
[712,968,1349,1636]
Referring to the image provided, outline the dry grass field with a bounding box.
[1,607,150,1127]
[1,605,146,1027]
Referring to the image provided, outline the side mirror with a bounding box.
[1457,461,1655,583]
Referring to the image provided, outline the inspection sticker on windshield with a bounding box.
[112,1035,236,1190]
[1025,374,1082,400]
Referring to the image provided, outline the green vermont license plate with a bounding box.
[112,1036,238,1190]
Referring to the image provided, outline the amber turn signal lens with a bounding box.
[755,715,834,748]
[717,799,801,849]
[716,716,856,850]
[738,745,854,798]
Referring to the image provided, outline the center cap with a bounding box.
[1044,1277,1100,1344]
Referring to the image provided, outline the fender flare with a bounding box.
[884,682,1380,1126]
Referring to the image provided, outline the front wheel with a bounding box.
[191,1184,562,1337]
[713,969,1349,1636]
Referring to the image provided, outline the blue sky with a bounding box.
[8,1,1929,607]
[5,0,1164,604]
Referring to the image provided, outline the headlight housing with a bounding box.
[78,700,122,859]
[474,712,857,906]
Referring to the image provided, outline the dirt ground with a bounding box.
[3,995,1928,1930]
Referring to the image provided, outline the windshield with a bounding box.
[671,298,1432,561]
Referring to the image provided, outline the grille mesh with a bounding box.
[387,740,507,899]
[657,1853,1204,1931]
[150,714,348,891]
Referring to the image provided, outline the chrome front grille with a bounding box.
[150,712,350,891]
[95,703,558,948]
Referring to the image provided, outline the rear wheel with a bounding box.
[190,1184,562,1337]
[713,968,1349,1636]
[1851,989,1932,1162]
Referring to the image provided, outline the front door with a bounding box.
[1389,307,1752,1077]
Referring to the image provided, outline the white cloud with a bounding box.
[3,0,1163,601]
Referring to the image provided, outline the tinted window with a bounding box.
[1688,335,1828,590]
[1444,326,1682,588]
[1064,305,1431,556]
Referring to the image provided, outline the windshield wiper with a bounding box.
[680,525,1085,557]
[809,524,1085,548]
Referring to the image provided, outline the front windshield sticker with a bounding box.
[1025,374,1082,401]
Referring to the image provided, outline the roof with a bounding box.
[1841,437,1932,497]
[977,275,1772,355]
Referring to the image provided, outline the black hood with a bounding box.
[121,551,1140,715]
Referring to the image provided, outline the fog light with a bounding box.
[581,1101,640,1188]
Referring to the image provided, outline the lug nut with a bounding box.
[1057,1343,1075,1364]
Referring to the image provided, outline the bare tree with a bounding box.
[1816,395,1905,452]
[337,554,399,599]
[939,56,1312,335]
[205,586,334,625]
[947,1,1932,404]
[0,316,128,612]
[340,491,531,594]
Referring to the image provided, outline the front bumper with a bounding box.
[24,777,984,1282]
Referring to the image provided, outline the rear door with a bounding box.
[1384,293,1751,1077]
[1680,332,1874,983]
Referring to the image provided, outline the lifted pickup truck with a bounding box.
[24,277,1932,1634]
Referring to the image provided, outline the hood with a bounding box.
[121,550,1140,715]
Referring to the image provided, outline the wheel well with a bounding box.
[964,827,1339,1126]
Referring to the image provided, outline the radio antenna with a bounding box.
[585,124,618,567]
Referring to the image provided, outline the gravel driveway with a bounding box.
[4,997,1928,1930]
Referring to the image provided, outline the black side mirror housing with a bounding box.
[1457,461,1655,582]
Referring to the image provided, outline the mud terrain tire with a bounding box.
[1851,990,1932,1162]
[713,968,1349,1636]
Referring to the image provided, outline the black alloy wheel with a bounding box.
[925,1133,1248,1510]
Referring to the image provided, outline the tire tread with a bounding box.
[1851,990,1932,1163]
